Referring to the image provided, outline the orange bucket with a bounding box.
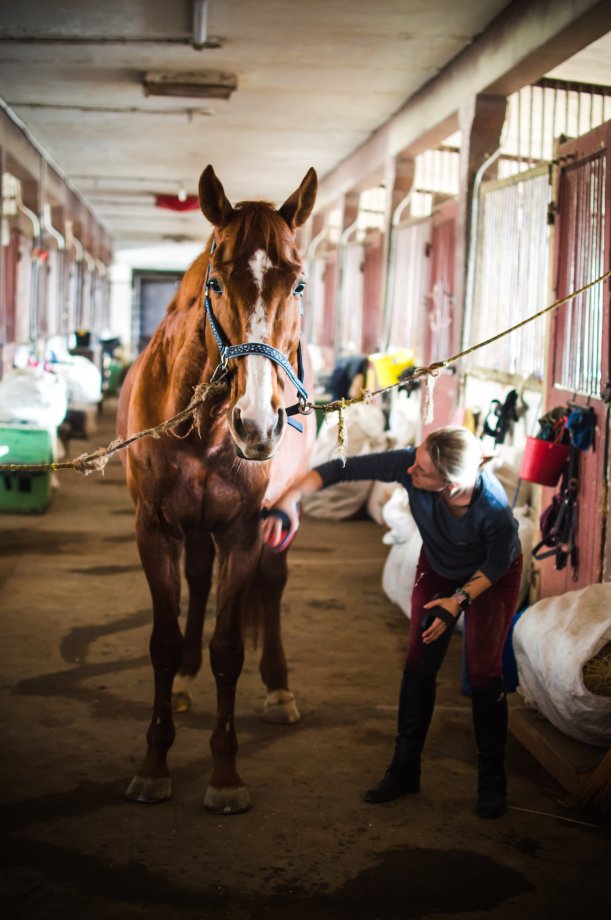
[519,436,570,487]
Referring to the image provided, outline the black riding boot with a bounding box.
[471,678,508,819]
[363,668,436,803]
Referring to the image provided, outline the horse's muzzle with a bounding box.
[231,406,286,461]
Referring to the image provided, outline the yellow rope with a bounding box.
[310,267,611,414]
[1,267,609,475]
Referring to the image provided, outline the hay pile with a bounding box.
[583,641,611,698]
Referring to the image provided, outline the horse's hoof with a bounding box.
[125,774,172,804]
[172,676,193,713]
[204,784,251,815]
[264,689,301,724]
[172,690,192,713]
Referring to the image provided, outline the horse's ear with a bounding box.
[198,165,235,227]
[278,167,318,229]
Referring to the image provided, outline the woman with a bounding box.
[261,426,523,819]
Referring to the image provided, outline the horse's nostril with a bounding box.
[232,408,261,441]
[274,407,286,438]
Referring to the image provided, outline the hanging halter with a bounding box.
[203,240,308,432]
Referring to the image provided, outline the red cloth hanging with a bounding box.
[154,194,200,212]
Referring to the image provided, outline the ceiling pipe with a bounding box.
[42,203,65,249]
[65,220,83,261]
[15,184,41,239]
[461,131,508,355]
[306,224,329,261]
[304,225,330,342]
[83,251,96,273]
[335,216,361,358]
[381,189,413,350]
[192,0,209,50]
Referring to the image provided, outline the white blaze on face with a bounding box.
[235,250,276,434]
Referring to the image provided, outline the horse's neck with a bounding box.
[164,316,216,415]
[162,253,217,410]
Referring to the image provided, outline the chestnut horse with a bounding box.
[117,165,318,813]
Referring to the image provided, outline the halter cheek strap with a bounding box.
[203,240,309,433]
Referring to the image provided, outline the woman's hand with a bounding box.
[421,595,460,644]
[260,489,301,549]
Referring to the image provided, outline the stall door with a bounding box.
[385,217,431,357]
[422,200,458,437]
[540,121,611,596]
[133,272,182,353]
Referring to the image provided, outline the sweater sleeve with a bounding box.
[314,448,414,489]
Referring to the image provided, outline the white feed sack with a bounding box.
[381,489,422,619]
[52,355,102,408]
[0,367,68,429]
[513,583,611,747]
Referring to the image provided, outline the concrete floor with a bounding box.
[1,401,609,920]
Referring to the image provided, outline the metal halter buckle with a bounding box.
[298,396,312,415]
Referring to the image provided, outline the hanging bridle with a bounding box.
[202,240,309,432]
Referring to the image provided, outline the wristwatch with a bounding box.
[454,587,472,613]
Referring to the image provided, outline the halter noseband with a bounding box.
[203,240,308,433]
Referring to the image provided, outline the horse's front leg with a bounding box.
[172,528,215,713]
[258,547,300,724]
[126,509,183,804]
[204,538,259,815]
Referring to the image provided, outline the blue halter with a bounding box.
[203,240,308,433]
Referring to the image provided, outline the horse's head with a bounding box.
[198,165,317,461]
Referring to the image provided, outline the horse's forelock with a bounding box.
[219,201,301,272]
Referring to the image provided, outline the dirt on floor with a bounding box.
[0,400,609,920]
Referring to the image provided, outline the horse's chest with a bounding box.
[158,455,261,530]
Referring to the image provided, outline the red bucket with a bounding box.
[519,436,570,487]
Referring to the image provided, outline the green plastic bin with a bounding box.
[0,425,53,514]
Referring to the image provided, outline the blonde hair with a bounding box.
[423,426,483,488]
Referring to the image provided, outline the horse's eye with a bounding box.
[293,281,306,296]
[208,278,223,295]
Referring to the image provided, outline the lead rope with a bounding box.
[1,268,609,474]
[0,378,228,475]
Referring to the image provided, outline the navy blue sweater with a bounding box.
[315,447,521,583]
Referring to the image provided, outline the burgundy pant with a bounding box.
[406,550,523,690]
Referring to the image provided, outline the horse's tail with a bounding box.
[241,544,291,648]
[241,549,267,648]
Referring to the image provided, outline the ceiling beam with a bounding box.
[315,0,611,211]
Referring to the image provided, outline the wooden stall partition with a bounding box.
[539,121,611,596]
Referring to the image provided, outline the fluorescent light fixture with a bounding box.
[143,71,237,100]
